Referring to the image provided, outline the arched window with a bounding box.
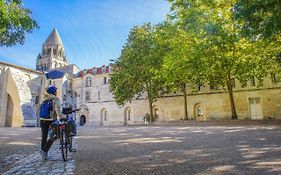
[85,76,92,87]
[101,108,107,121]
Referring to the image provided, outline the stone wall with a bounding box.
[0,62,44,127]
[72,71,281,126]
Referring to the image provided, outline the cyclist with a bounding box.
[39,85,64,160]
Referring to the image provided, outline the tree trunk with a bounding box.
[182,83,188,120]
[227,74,238,120]
[146,83,154,123]
[148,96,154,123]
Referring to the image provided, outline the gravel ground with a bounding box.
[0,127,40,174]
[73,124,281,175]
[1,123,281,175]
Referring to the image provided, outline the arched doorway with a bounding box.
[152,105,161,122]
[78,105,89,126]
[124,107,131,126]
[5,94,14,127]
[194,103,205,121]
[100,108,107,126]
[80,115,86,126]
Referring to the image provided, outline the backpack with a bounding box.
[39,99,54,119]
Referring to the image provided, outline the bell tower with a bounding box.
[36,28,68,71]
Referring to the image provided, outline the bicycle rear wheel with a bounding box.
[59,128,68,161]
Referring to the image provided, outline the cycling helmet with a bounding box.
[47,85,57,95]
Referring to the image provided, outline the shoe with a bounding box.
[39,149,48,160]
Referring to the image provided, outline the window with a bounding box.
[93,68,97,74]
[250,77,255,86]
[197,83,203,91]
[98,91,101,100]
[128,109,131,120]
[104,77,107,84]
[102,66,106,73]
[104,110,107,121]
[85,91,91,101]
[196,106,203,117]
[86,76,92,87]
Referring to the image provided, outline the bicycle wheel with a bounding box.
[64,127,68,160]
[59,127,68,161]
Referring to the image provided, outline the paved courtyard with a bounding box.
[1,124,281,175]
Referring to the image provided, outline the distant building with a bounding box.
[1,28,281,127]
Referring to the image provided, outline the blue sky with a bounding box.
[0,0,170,70]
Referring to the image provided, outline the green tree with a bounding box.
[0,0,38,47]
[157,22,207,120]
[235,0,281,38]
[109,24,167,122]
[167,0,281,119]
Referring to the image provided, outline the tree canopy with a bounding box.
[235,0,281,38]
[166,0,281,119]
[109,23,168,122]
[0,0,38,47]
[110,0,281,120]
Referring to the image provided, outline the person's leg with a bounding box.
[40,120,49,151]
[45,121,58,152]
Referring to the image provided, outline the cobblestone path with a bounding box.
[2,140,76,175]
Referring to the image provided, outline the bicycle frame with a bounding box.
[58,108,79,161]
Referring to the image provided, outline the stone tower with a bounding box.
[36,28,68,71]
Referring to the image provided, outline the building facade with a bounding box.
[0,61,44,127]
[1,28,281,127]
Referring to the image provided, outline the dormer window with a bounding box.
[93,68,97,74]
[86,76,92,87]
[102,66,106,73]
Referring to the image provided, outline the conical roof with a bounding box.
[44,28,63,46]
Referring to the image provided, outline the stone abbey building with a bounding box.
[1,28,281,127]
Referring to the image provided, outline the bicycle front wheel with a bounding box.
[60,128,68,161]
